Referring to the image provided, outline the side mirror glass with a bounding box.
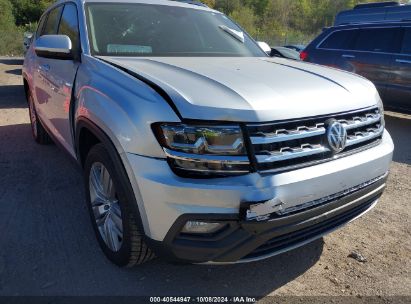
[257,41,272,56]
[35,35,73,60]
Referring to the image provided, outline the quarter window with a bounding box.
[58,3,80,53]
[42,6,63,35]
[353,28,402,53]
[319,30,357,50]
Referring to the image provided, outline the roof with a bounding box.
[329,20,411,30]
[335,3,411,26]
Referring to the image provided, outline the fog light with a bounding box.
[181,221,225,234]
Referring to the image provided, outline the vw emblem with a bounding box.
[326,120,347,153]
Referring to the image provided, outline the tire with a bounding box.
[84,143,155,267]
[27,93,52,145]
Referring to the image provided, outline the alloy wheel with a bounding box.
[89,162,124,252]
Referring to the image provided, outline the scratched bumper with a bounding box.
[125,130,393,248]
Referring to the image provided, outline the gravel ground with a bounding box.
[0,58,410,300]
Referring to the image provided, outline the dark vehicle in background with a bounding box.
[335,1,411,26]
[303,1,411,112]
[303,10,411,112]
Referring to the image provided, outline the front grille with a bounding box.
[247,107,383,173]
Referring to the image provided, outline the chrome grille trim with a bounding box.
[250,124,326,145]
[339,113,381,130]
[256,145,329,163]
[247,107,383,172]
[257,140,382,175]
[346,125,384,147]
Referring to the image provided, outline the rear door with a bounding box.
[34,3,81,156]
[311,28,358,68]
[337,27,402,100]
[385,27,411,111]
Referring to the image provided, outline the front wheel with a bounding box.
[84,143,155,267]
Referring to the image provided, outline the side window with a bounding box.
[58,3,81,53]
[319,30,357,50]
[353,27,402,53]
[42,6,63,35]
[401,28,411,55]
[36,15,47,37]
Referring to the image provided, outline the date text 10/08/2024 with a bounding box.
[149,297,257,303]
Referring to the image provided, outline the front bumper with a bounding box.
[147,173,386,263]
[123,130,393,263]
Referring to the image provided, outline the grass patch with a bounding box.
[0,29,25,56]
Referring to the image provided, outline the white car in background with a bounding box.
[23,32,33,55]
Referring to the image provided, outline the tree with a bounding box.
[214,0,242,14]
[229,6,258,37]
[10,0,54,26]
[202,0,215,8]
[0,0,16,30]
[1,0,408,55]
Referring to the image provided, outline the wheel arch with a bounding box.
[76,117,150,236]
[76,117,121,168]
[22,74,30,102]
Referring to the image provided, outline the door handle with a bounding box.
[342,54,355,59]
[396,59,411,64]
[39,64,50,72]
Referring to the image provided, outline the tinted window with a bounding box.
[353,28,402,53]
[319,30,357,50]
[401,28,411,55]
[86,3,266,57]
[42,6,63,35]
[36,15,47,37]
[58,3,80,53]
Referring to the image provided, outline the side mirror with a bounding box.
[35,35,73,60]
[257,41,272,56]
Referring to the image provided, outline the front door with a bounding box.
[336,27,402,102]
[34,3,81,156]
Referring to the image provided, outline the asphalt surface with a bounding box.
[0,58,410,299]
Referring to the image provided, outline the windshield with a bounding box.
[85,3,266,57]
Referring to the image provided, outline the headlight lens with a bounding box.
[377,97,385,127]
[160,124,246,155]
[154,123,251,177]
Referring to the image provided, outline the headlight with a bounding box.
[153,123,251,177]
[377,96,385,127]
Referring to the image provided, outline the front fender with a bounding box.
[74,55,181,159]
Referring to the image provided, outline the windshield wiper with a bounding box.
[218,25,245,43]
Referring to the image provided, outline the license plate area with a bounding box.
[241,198,284,222]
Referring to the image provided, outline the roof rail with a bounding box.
[335,2,411,26]
[354,1,399,10]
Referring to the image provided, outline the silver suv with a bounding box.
[23,0,394,266]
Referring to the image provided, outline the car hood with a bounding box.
[101,56,379,122]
